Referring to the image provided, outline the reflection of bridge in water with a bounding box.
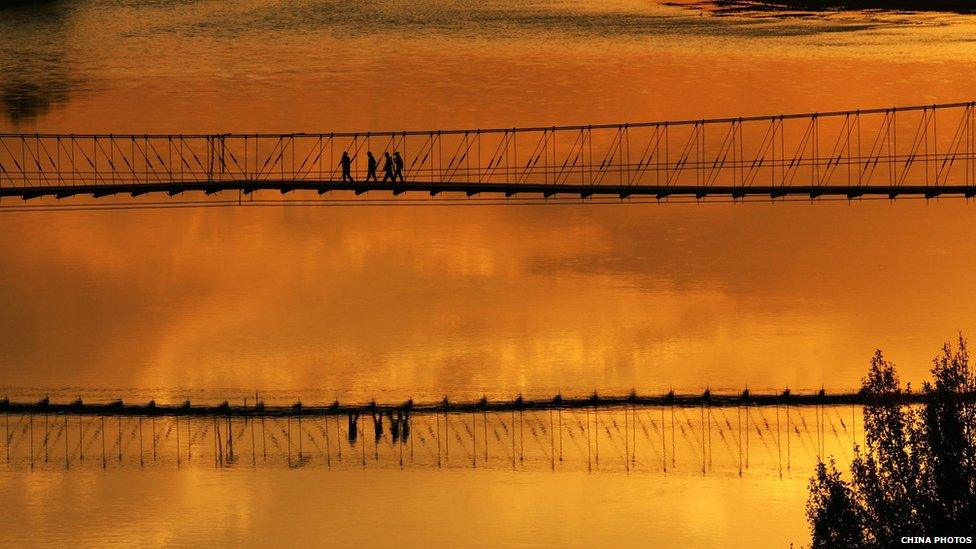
[3,391,968,473]
[1,102,975,209]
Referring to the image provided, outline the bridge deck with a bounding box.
[3,181,976,201]
[3,390,971,417]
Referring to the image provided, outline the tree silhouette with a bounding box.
[807,337,976,547]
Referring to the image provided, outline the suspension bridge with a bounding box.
[1,102,975,209]
[2,391,972,473]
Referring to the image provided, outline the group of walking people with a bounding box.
[340,151,404,183]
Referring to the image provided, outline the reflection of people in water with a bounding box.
[387,411,400,441]
[372,411,384,442]
[385,410,409,442]
[400,411,410,441]
[347,412,359,444]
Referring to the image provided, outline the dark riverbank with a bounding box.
[697,1,976,14]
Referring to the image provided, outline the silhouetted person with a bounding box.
[381,152,395,182]
[340,151,354,183]
[393,151,405,182]
[365,151,378,182]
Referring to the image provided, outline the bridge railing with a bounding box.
[0,102,974,198]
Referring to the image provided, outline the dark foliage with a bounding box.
[807,337,976,547]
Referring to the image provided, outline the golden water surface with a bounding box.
[2,0,976,546]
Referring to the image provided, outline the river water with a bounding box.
[2,0,975,546]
